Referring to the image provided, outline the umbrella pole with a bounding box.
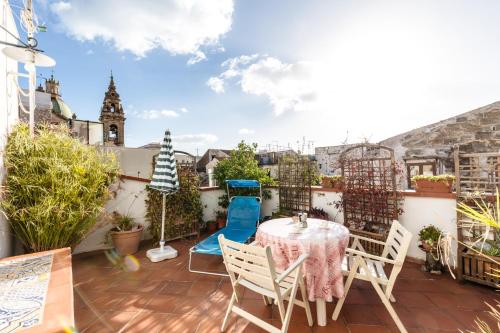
[160,193,166,251]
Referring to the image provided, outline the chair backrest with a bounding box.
[226,196,261,230]
[218,234,277,291]
[381,220,413,265]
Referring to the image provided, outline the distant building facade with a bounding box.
[99,73,125,147]
[19,74,75,125]
[196,149,232,186]
[256,149,298,179]
[19,74,104,145]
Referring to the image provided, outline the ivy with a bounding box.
[146,167,203,244]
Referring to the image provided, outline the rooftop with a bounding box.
[73,237,496,333]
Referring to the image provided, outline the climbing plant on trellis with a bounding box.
[339,144,403,254]
[278,156,315,214]
[146,165,203,244]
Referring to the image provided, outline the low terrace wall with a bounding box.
[75,177,457,261]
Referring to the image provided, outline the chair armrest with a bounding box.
[346,248,396,265]
[350,238,366,252]
[275,254,309,283]
[350,234,386,245]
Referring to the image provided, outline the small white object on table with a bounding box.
[256,217,349,326]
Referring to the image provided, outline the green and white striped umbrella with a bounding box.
[150,130,179,193]
[149,130,180,251]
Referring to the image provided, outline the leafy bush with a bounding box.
[214,141,275,187]
[214,141,275,208]
[1,123,118,252]
[146,166,203,244]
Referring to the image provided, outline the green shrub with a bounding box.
[1,123,119,252]
[214,141,275,187]
[214,141,275,208]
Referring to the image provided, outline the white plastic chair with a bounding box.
[218,234,313,333]
[332,220,412,333]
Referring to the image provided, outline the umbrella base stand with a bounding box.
[146,241,178,262]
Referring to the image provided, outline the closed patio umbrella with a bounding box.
[146,130,180,262]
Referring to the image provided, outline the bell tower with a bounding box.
[99,72,125,146]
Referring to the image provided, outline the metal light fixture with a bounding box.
[1,0,56,137]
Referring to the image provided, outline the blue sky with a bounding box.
[14,0,500,153]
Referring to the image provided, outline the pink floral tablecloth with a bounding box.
[256,218,349,302]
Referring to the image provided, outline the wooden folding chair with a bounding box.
[332,220,413,333]
[218,234,313,333]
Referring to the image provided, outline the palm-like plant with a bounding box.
[461,302,500,333]
[452,190,500,333]
[457,190,500,256]
[456,190,500,263]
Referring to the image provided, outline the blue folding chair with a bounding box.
[188,180,261,276]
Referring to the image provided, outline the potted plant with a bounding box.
[109,212,143,256]
[321,175,344,191]
[206,220,217,232]
[412,174,455,194]
[216,210,227,229]
[418,225,443,273]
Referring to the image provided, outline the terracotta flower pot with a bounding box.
[111,226,143,256]
[321,178,333,188]
[332,180,344,192]
[207,221,217,232]
[415,179,453,193]
[217,217,227,229]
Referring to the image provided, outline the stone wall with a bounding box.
[315,101,500,187]
[381,101,500,176]
[315,144,355,175]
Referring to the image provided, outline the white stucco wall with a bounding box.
[74,180,458,262]
[399,196,457,260]
[74,178,150,254]
[200,188,224,222]
[311,190,343,223]
[0,2,19,259]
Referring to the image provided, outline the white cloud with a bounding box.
[173,133,218,146]
[50,0,234,61]
[136,109,179,120]
[206,76,225,93]
[208,54,318,115]
[187,51,207,65]
[180,107,188,113]
[85,49,94,55]
[238,128,255,135]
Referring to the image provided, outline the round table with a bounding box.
[256,217,349,326]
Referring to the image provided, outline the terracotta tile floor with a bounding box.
[72,237,497,333]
